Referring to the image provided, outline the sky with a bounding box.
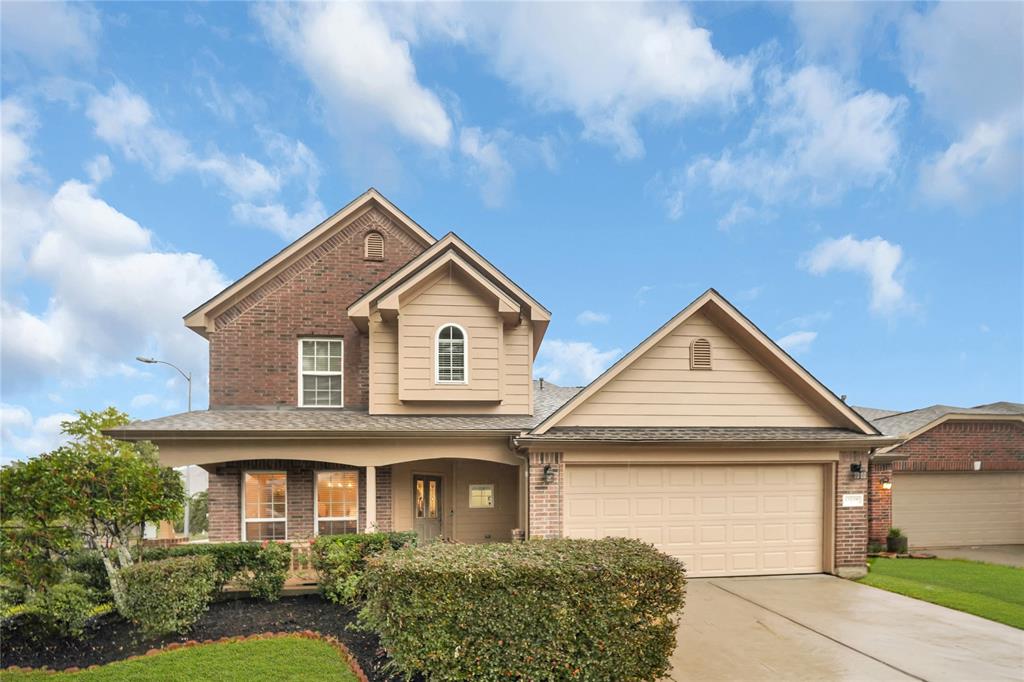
[1,1,1022,463]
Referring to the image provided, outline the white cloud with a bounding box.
[254,2,452,148]
[673,66,905,219]
[535,340,621,386]
[85,154,113,184]
[801,235,906,315]
[777,330,818,355]
[789,3,902,72]
[918,117,1021,205]
[231,200,327,241]
[576,310,610,325]
[459,127,514,208]
[0,1,100,68]
[130,394,159,409]
[0,405,75,463]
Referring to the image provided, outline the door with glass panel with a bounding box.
[413,475,443,543]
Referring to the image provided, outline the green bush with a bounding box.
[140,542,263,590]
[65,550,111,599]
[242,541,291,601]
[15,582,95,640]
[120,555,216,635]
[361,538,686,682]
[311,531,416,605]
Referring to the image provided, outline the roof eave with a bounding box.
[514,435,903,448]
[105,428,523,442]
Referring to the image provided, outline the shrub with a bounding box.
[120,555,216,635]
[241,541,291,601]
[887,528,903,538]
[311,531,416,605]
[13,582,94,640]
[360,538,686,681]
[65,550,111,600]
[141,542,263,590]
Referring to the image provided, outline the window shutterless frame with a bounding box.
[241,470,287,541]
[313,470,360,536]
[297,338,343,407]
[434,323,468,385]
[468,483,495,509]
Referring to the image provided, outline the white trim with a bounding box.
[434,323,469,385]
[298,337,344,408]
[313,469,360,536]
[241,470,287,541]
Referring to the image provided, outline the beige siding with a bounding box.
[369,268,532,414]
[559,312,833,427]
[391,458,519,543]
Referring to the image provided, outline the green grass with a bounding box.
[1,635,360,681]
[860,557,1024,629]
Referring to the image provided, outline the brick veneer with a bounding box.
[867,420,1024,544]
[835,450,871,577]
[209,208,425,409]
[527,452,563,539]
[203,460,392,542]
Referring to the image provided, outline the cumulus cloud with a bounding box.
[576,310,610,325]
[0,405,75,463]
[801,235,907,315]
[535,340,621,386]
[789,3,903,72]
[459,127,514,208]
[0,1,100,68]
[777,330,818,355]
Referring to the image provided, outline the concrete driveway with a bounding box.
[923,544,1024,567]
[671,575,1024,681]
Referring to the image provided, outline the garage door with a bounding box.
[564,464,824,577]
[893,472,1024,547]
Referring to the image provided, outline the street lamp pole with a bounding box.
[135,355,193,537]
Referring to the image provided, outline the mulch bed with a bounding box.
[1,594,402,681]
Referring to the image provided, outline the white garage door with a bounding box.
[564,464,824,577]
[893,472,1024,547]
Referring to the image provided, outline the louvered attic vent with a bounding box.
[690,338,712,370]
[364,231,384,261]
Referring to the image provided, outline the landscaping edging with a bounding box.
[3,631,371,682]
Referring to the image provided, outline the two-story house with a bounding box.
[110,189,897,578]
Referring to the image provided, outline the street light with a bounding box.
[135,356,192,412]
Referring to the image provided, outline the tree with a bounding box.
[174,491,209,537]
[0,408,184,613]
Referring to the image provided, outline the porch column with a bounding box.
[365,465,377,532]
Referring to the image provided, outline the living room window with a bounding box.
[243,472,286,541]
[299,338,343,407]
[468,484,495,509]
[436,324,467,383]
[316,470,359,536]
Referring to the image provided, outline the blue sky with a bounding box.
[2,1,1022,462]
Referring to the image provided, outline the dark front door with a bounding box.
[413,475,443,543]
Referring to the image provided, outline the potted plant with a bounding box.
[886,528,908,554]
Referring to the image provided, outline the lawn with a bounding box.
[860,557,1024,629]
[1,635,360,681]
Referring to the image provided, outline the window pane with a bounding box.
[244,473,286,519]
[318,520,357,536]
[246,521,286,541]
[428,480,438,518]
[317,471,357,519]
[415,480,424,518]
[469,484,494,509]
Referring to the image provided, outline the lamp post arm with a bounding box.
[151,360,192,412]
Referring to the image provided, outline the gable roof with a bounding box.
[858,401,1024,453]
[531,288,879,436]
[184,188,435,337]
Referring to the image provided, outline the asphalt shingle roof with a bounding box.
[856,402,1024,436]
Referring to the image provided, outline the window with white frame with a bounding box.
[316,470,359,536]
[436,324,467,383]
[468,484,494,509]
[299,338,343,407]
[243,472,286,541]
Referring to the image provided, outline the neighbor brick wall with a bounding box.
[203,460,392,542]
[208,208,425,408]
[527,451,563,539]
[835,450,870,572]
[867,420,1024,544]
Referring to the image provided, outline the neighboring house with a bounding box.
[108,189,898,579]
[859,403,1024,549]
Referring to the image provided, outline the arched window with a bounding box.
[436,324,467,383]
[364,231,384,260]
[690,338,712,370]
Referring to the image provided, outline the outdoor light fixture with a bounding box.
[543,464,555,484]
[849,462,866,480]
[136,356,192,412]
[880,477,892,490]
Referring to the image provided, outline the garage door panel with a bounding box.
[894,473,1023,547]
[564,464,824,577]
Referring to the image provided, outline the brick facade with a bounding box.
[203,460,392,542]
[527,452,563,539]
[867,419,1024,544]
[208,208,425,408]
[834,450,871,577]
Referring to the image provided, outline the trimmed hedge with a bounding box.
[311,531,416,605]
[360,538,686,681]
[120,555,217,635]
[141,542,289,600]
[9,582,94,640]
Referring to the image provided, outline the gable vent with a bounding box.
[690,338,712,370]
[364,231,384,261]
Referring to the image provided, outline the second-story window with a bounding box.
[299,338,343,407]
[436,324,467,383]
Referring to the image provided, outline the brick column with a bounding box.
[835,451,870,578]
[867,461,893,546]
[528,451,563,539]
[205,464,241,542]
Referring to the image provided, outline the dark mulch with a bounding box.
[1,594,401,681]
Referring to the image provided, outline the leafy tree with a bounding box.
[174,491,209,536]
[0,408,184,613]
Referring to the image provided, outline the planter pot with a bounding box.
[887,536,908,554]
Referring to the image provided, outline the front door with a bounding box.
[413,475,443,543]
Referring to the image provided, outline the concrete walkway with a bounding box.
[671,575,1024,681]
[923,544,1024,567]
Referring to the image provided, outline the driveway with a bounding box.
[922,544,1024,567]
[671,575,1024,681]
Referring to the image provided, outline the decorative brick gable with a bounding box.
[208,209,426,408]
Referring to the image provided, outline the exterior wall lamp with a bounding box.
[849,462,866,480]
[542,464,555,484]
[880,477,892,490]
